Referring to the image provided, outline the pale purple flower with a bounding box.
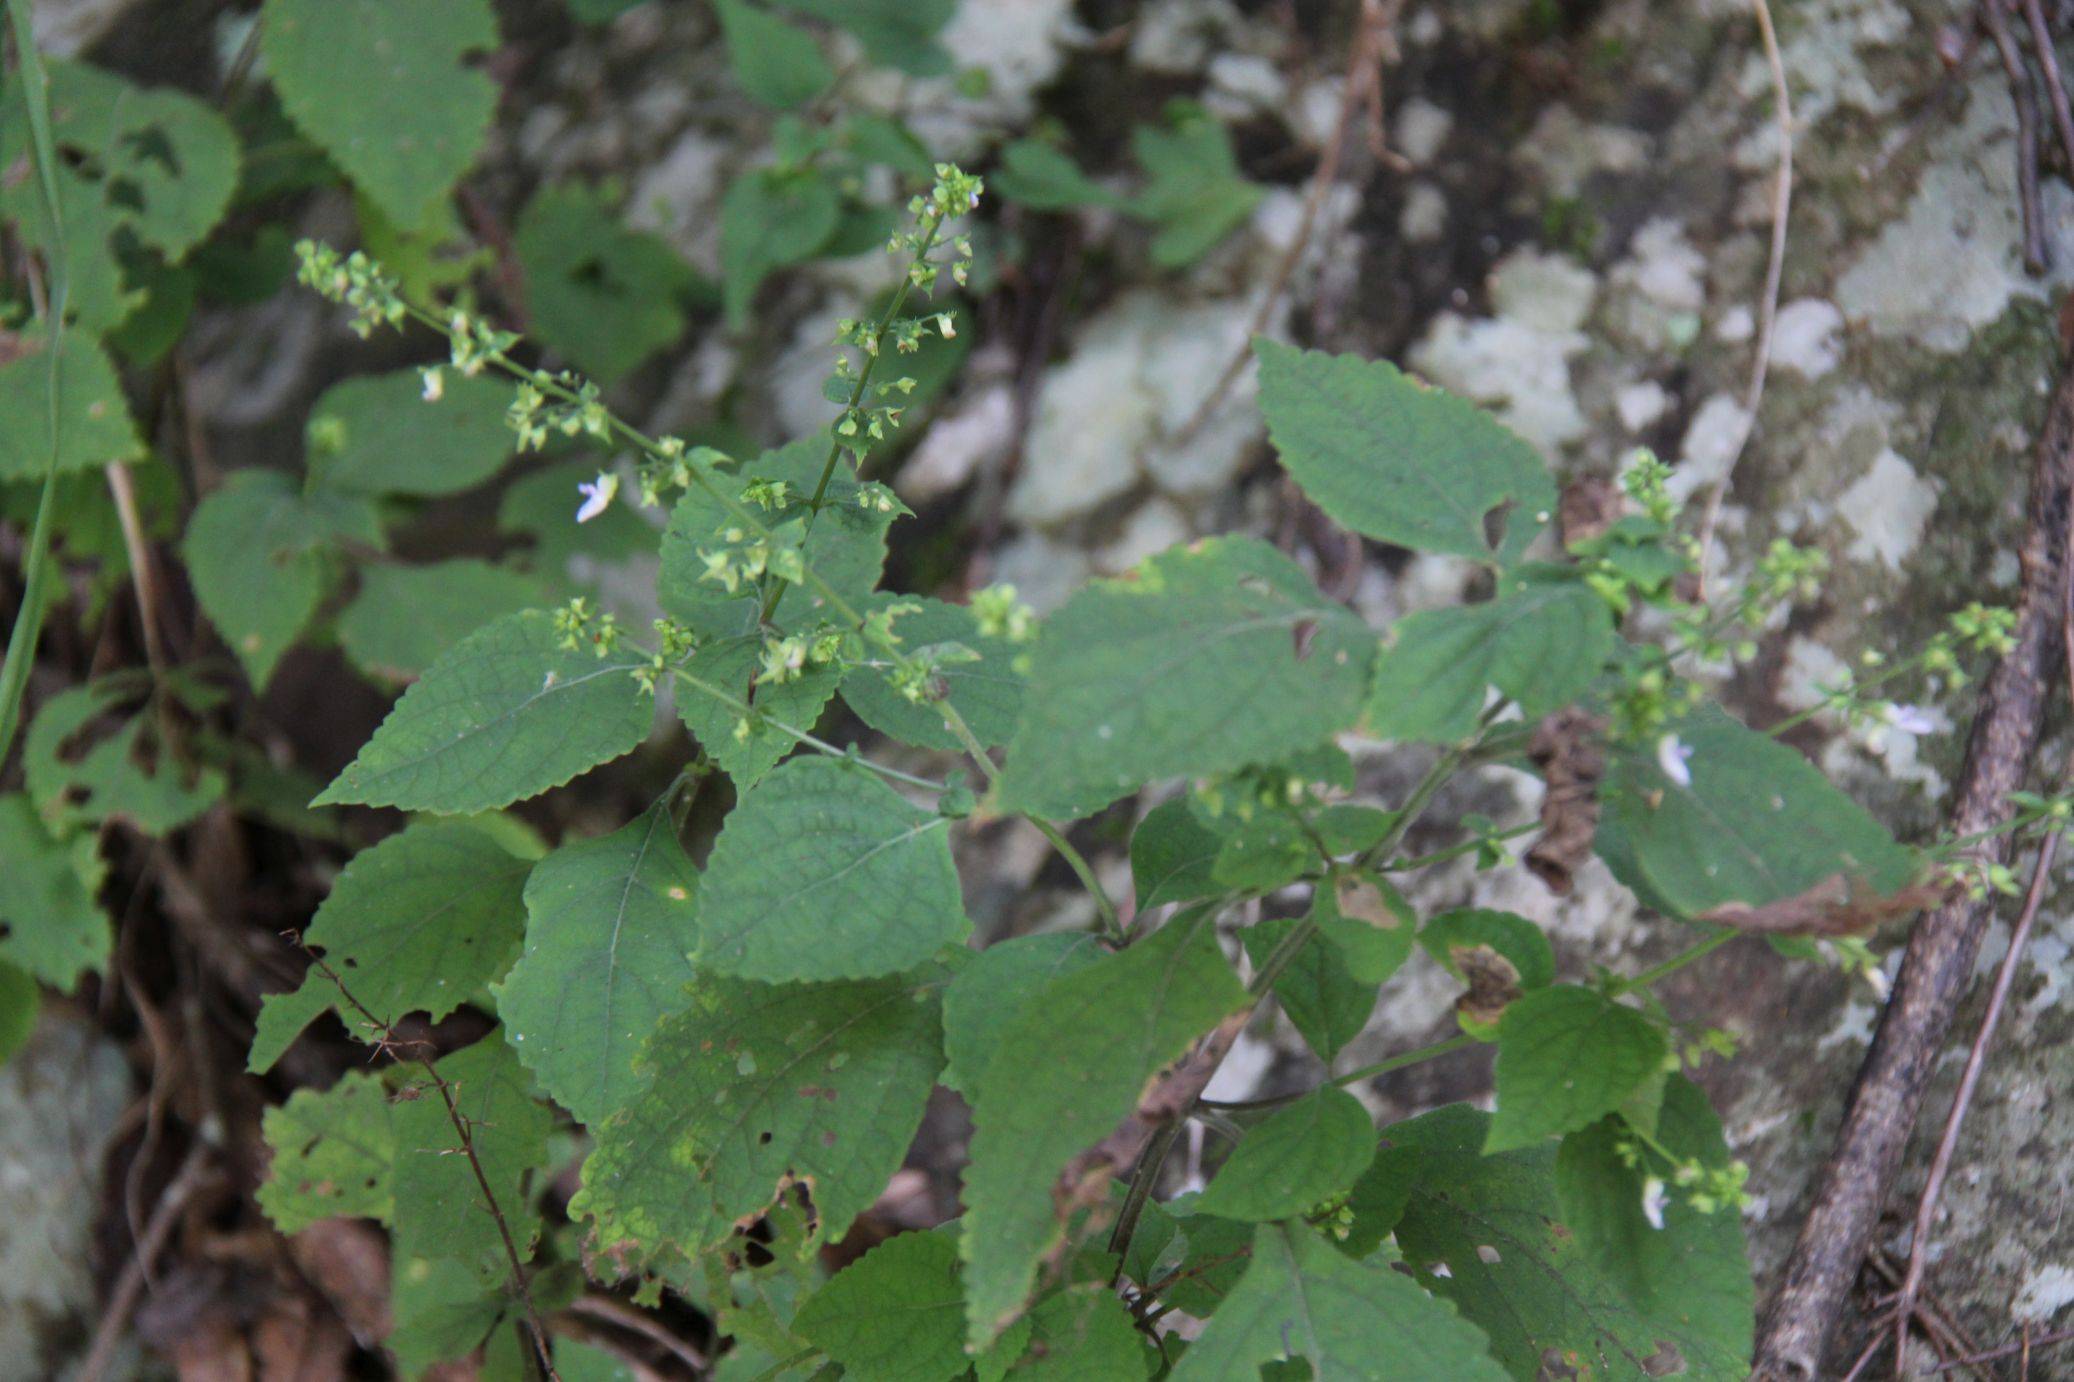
[1882,703,1938,736]
[575,472,619,524]
[420,366,444,402]
[1641,1177,1668,1230]
[1656,733,1694,788]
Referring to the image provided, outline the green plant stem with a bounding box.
[1380,821,1537,873]
[1104,1119,1183,1268]
[663,661,948,793]
[1607,927,1734,995]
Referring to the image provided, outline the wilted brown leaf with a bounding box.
[1525,708,1606,896]
[1697,874,1947,937]
[1453,944,1523,1026]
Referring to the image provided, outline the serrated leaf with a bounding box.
[25,680,224,835]
[940,932,1106,1094]
[674,634,841,789]
[316,611,654,812]
[1242,919,1375,1063]
[0,334,142,480]
[493,807,700,1124]
[719,167,841,329]
[514,183,698,383]
[1599,702,1917,920]
[1130,105,1264,269]
[1488,987,1666,1153]
[1366,571,1613,743]
[0,793,108,989]
[1256,339,1557,565]
[185,470,381,688]
[841,596,1026,752]
[961,910,1248,1349]
[388,1254,508,1376]
[991,140,1122,212]
[262,0,499,229]
[257,1070,396,1233]
[339,560,544,683]
[572,969,943,1264]
[716,0,834,110]
[1000,537,1378,820]
[1389,1103,1750,1378]
[306,369,517,498]
[1418,909,1555,991]
[1011,1285,1146,1379]
[1171,1221,1507,1382]
[1196,1088,1375,1223]
[1130,796,1226,911]
[793,1230,967,1382]
[391,1030,551,1285]
[696,757,966,981]
[250,821,532,1069]
[767,0,955,75]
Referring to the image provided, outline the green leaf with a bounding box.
[388,1255,507,1375]
[0,960,37,1063]
[1389,1103,1751,1378]
[720,167,841,329]
[793,1230,967,1382]
[256,1070,396,1233]
[572,969,943,1263]
[513,183,698,383]
[262,0,499,229]
[767,0,955,75]
[1256,339,1557,565]
[1130,105,1264,268]
[961,910,1248,1349]
[315,611,655,812]
[390,1030,551,1284]
[991,140,1122,212]
[1488,986,1666,1153]
[1366,572,1613,743]
[1599,702,1917,920]
[1242,919,1375,1063]
[1419,909,1556,991]
[25,680,224,835]
[1310,871,1417,986]
[1555,1077,1754,1350]
[1000,537,1377,820]
[0,793,107,989]
[1171,1222,1507,1382]
[500,457,659,575]
[305,368,517,498]
[940,932,1105,1095]
[716,0,834,109]
[250,821,532,1070]
[696,757,967,982]
[674,634,841,789]
[841,597,1026,752]
[493,807,700,1124]
[1196,1088,1375,1223]
[1130,796,1227,911]
[339,560,544,683]
[185,470,381,689]
[1011,1286,1146,1379]
[0,334,142,480]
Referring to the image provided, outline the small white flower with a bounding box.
[420,366,444,402]
[1863,964,1892,1003]
[575,471,619,524]
[1882,703,1938,736]
[1656,733,1694,788]
[1641,1177,1668,1230]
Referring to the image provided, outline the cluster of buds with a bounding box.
[970,583,1036,642]
[636,438,729,508]
[446,309,520,376]
[631,618,699,696]
[696,521,807,594]
[553,598,622,657]
[507,372,611,453]
[887,640,982,705]
[294,241,404,338]
[757,624,846,688]
[1614,1132,1752,1225]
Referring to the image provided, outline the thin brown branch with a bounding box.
[1929,1325,2074,1372]
[103,461,168,676]
[78,1140,213,1382]
[1984,0,2049,273]
[561,1293,709,1375]
[2018,0,2074,176]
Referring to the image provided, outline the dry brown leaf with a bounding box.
[1454,944,1523,1026]
[1525,708,1606,896]
[1696,874,1947,938]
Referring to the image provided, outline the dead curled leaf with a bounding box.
[1525,707,1606,897]
[1453,944,1523,1026]
[1556,473,1625,549]
[1697,874,1949,938]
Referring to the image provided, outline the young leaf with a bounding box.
[1195,1088,1375,1223]
[940,932,1106,1094]
[1366,572,1613,743]
[256,1071,396,1233]
[792,1230,967,1381]
[249,821,532,1070]
[185,470,382,689]
[1488,986,1667,1152]
[1598,702,1917,920]
[571,969,944,1262]
[513,183,699,383]
[1242,918,1376,1063]
[841,596,1027,752]
[390,1030,551,1285]
[338,560,543,683]
[1389,1103,1751,1378]
[961,911,1248,1349]
[1256,339,1557,565]
[0,334,142,479]
[315,611,654,813]
[262,0,499,229]
[673,634,841,789]
[305,369,517,498]
[0,792,108,990]
[493,807,701,1124]
[719,167,841,329]
[1130,104,1265,268]
[715,0,834,110]
[1171,1221,1507,1381]
[1000,537,1378,820]
[696,756,967,982]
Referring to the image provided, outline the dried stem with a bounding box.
[78,1140,213,1382]
[1983,0,2049,272]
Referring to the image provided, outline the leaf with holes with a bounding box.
[493,807,701,1124]
[25,680,224,835]
[257,1071,396,1233]
[514,183,699,383]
